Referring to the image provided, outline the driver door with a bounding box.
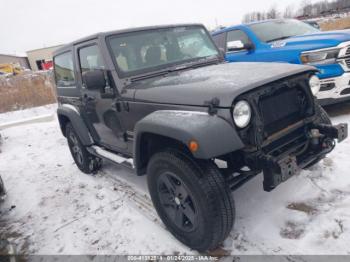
[75,41,127,151]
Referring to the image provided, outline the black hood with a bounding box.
[131,62,316,107]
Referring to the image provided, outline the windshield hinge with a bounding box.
[204,97,220,115]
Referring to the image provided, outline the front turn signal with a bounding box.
[188,140,199,153]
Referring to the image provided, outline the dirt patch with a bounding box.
[324,219,345,239]
[206,246,230,256]
[0,226,31,255]
[287,202,318,215]
[280,221,305,239]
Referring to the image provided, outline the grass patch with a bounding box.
[0,72,56,114]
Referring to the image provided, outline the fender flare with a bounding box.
[57,104,93,146]
[133,110,244,172]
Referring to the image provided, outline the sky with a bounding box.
[0,0,318,55]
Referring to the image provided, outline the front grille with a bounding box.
[258,87,309,136]
[236,74,314,148]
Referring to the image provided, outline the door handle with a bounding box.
[112,100,129,112]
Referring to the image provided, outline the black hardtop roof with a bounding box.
[53,23,204,56]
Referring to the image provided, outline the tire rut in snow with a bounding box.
[104,173,164,228]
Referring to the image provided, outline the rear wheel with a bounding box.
[66,123,102,174]
[147,149,235,251]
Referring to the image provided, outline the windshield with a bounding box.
[107,26,219,77]
[249,19,320,43]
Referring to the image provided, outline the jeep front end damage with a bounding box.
[224,74,348,192]
[260,123,347,191]
[224,122,348,192]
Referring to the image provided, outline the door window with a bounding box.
[78,45,104,74]
[54,52,75,87]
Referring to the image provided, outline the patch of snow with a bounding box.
[0,114,54,130]
[0,121,190,255]
[0,104,57,124]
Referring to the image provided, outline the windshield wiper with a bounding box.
[267,36,293,43]
[129,56,220,83]
[186,56,220,68]
[129,70,172,82]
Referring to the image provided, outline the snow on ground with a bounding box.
[0,104,56,124]
[0,103,350,255]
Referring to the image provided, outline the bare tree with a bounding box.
[266,5,279,19]
[283,4,295,18]
[242,0,350,23]
[242,13,251,23]
[300,0,312,16]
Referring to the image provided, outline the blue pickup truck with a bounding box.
[212,19,350,105]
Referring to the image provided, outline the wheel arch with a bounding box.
[133,110,244,175]
[57,105,94,146]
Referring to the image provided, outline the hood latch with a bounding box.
[204,97,220,115]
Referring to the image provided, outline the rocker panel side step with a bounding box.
[89,145,134,168]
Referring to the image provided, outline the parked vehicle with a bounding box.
[53,24,348,251]
[212,19,350,105]
[303,20,321,30]
[0,63,25,76]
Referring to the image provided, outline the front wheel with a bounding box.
[66,123,102,174]
[147,150,235,251]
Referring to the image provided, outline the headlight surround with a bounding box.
[300,48,339,65]
[309,75,321,95]
[233,100,251,128]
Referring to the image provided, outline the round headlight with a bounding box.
[309,75,321,96]
[233,100,251,128]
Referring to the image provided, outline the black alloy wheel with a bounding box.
[157,172,198,232]
[66,123,102,174]
[147,149,235,251]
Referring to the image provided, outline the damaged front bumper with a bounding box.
[259,123,348,191]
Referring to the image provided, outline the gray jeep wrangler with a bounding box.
[53,24,348,251]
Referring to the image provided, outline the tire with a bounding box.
[147,149,235,251]
[66,123,102,174]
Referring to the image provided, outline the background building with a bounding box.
[0,54,30,69]
[26,45,63,71]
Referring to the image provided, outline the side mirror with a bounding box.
[244,42,254,51]
[227,40,254,52]
[82,70,106,90]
